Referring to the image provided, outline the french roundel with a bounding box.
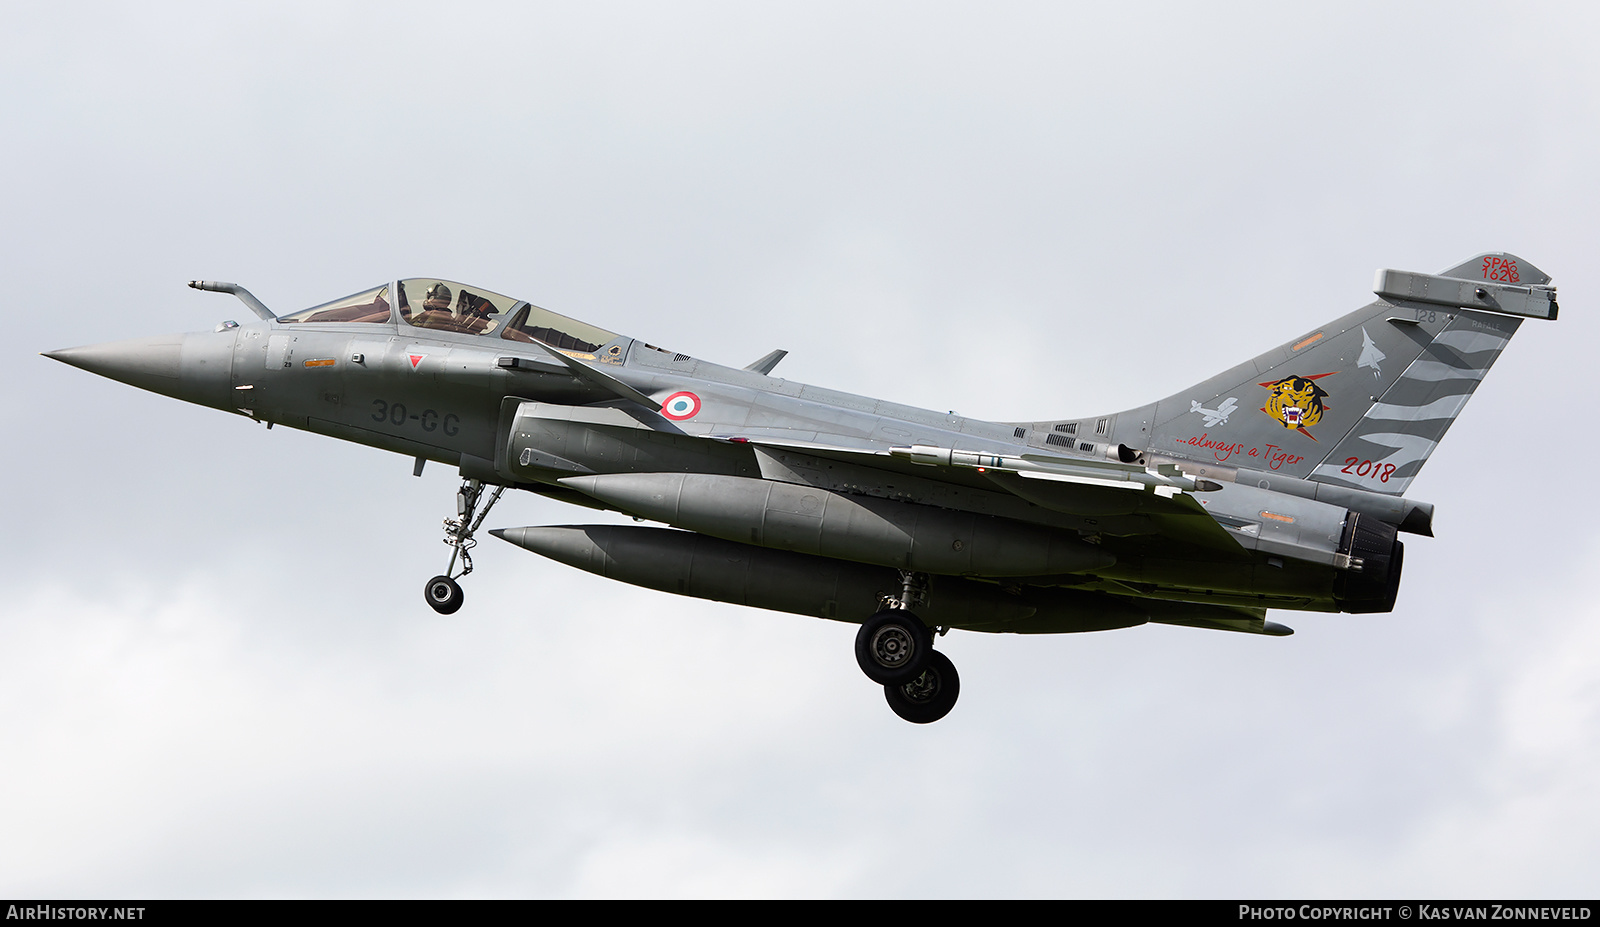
[660,391,702,420]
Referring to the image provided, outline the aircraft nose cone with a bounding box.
[46,329,237,409]
[45,335,183,390]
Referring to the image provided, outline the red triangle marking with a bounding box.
[408,354,425,369]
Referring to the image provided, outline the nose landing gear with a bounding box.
[424,478,505,615]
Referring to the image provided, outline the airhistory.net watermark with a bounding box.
[5,908,145,920]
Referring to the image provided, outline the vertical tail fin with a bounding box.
[1139,253,1555,494]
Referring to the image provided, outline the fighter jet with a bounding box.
[1358,326,1388,377]
[44,253,1558,723]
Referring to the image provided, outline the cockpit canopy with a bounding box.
[277,278,619,354]
[277,284,392,325]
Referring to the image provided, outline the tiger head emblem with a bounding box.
[1259,373,1334,440]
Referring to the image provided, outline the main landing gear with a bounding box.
[855,571,960,724]
[424,478,505,615]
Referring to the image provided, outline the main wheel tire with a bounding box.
[854,609,932,685]
[884,649,960,724]
[425,575,464,615]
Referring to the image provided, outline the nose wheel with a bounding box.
[425,575,464,614]
[425,478,505,614]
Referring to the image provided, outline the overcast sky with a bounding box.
[3,1,1598,898]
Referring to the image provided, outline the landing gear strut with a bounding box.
[854,571,961,722]
[424,478,505,615]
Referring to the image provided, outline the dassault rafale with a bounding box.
[46,253,1557,722]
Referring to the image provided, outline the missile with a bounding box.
[889,444,1215,495]
[554,472,1116,577]
[491,524,1151,633]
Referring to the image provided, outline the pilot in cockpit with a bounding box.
[423,282,453,319]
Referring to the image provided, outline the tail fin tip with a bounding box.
[1436,252,1551,287]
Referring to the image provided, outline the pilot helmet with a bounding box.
[424,282,452,310]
